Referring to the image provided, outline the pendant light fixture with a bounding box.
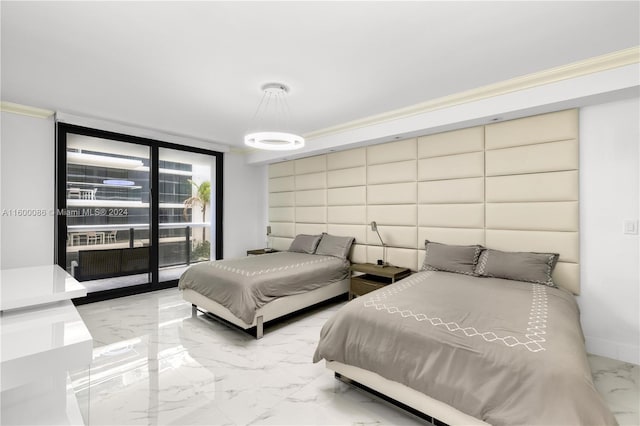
[244,82,305,151]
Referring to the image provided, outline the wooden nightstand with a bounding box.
[246,248,279,256]
[349,263,411,300]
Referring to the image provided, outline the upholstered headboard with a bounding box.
[268,109,579,294]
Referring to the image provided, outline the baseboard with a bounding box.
[585,336,639,365]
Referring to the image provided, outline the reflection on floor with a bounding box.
[72,288,639,426]
[79,272,149,293]
[78,266,189,293]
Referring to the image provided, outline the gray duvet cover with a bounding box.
[178,252,350,324]
[313,270,616,426]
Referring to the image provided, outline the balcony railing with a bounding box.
[67,222,211,265]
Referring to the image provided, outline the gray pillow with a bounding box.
[315,233,355,259]
[288,234,322,254]
[474,249,559,287]
[421,240,483,276]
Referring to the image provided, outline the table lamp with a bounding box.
[370,221,387,267]
[265,226,273,252]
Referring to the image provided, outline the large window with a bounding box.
[56,124,223,302]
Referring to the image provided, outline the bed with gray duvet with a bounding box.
[179,233,354,338]
[313,263,615,425]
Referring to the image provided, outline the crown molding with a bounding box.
[304,46,640,140]
[0,101,55,118]
[56,111,231,152]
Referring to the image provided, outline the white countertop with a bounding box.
[0,265,87,311]
[1,299,94,391]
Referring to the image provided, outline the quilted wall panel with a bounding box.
[325,148,367,263]
[267,109,579,293]
[417,127,485,257]
[268,159,295,250]
[485,109,579,294]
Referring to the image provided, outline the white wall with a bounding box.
[0,112,269,269]
[579,97,640,364]
[222,152,268,258]
[1,112,55,269]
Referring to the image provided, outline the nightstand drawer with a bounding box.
[350,274,392,299]
[349,264,411,300]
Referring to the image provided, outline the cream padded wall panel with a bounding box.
[295,189,326,206]
[295,223,327,235]
[367,246,419,271]
[485,230,578,263]
[272,237,293,251]
[418,152,484,181]
[367,205,417,226]
[327,187,366,206]
[368,182,417,205]
[367,160,416,185]
[350,244,367,264]
[485,110,579,293]
[267,110,578,292]
[552,263,580,295]
[328,206,366,224]
[418,227,485,247]
[485,109,578,150]
[269,191,294,207]
[295,155,326,174]
[327,147,366,170]
[367,138,416,165]
[327,167,366,188]
[327,224,367,244]
[269,207,294,222]
[486,171,578,202]
[367,225,417,249]
[485,140,578,176]
[269,176,294,193]
[295,206,326,223]
[268,161,294,178]
[295,172,326,190]
[486,202,578,232]
[418,178,484,204]
[417,250,426,270]
[270,222,294,238]
[418,204,484,229]
[418,127,484,158]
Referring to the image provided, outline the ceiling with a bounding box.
[2,1,639,150]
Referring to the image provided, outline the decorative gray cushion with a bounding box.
[288,234,322,254]
[315,233,355,259]
[474,249,559,287]
[421,240,483,276]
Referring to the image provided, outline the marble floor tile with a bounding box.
[588,354,640,426]
[72,288,639,426]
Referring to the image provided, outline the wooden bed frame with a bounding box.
[327,361,488,425]
[183,277,349,338]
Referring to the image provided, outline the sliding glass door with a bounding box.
[157,148,216,281]
[56,123,223,303]
[65,135,151,292]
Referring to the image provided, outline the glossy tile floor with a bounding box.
[72,288,639,426]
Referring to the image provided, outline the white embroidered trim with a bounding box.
[206,255,335,277]
[476,250,489,275]
[362,272,548,353]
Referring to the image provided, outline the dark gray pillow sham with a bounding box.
[288,234,322,254]
[474,249,559,287]
[421,240,483,276]
[315,233,355,259]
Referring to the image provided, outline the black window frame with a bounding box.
[55,123,224,304]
